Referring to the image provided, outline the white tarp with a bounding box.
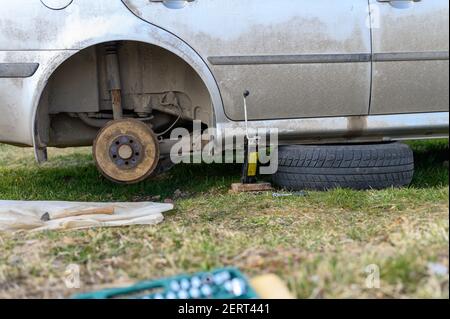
[0,201,173,232]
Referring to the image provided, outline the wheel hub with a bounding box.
[109,135,143,169]
[118,144,133,160]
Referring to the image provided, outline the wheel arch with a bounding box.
[32,24,224,160]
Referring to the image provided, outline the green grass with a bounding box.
[0,140,448,298]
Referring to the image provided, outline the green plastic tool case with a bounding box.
[74,268,258,299]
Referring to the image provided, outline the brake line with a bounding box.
[155,103,184,137]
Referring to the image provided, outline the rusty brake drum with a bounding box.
[93,119,160,184]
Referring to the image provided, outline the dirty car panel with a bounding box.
[123,0,372,120]
[369,0,449,114]
[0,0,448,153]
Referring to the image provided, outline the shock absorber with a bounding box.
[104,42,123,120]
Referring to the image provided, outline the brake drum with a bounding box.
[93,119,160,184]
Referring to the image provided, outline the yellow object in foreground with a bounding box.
[250,274,295,299]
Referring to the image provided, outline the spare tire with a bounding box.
[272,143,414,191]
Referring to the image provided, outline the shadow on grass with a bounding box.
[0,158,243,201]
[0,140,447,201]
[409,139,449,188]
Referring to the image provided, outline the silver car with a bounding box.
[0,0,448,187]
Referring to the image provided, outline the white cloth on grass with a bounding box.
[0,201,173,232]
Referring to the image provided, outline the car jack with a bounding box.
[230,90,272,193]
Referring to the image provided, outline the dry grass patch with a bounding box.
[0,140,448,298]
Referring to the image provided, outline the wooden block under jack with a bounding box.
[230,182,273,193]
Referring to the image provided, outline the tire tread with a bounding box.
[272,143,414,190]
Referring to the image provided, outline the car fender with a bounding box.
[31,8,224,158]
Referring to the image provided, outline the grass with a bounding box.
[0,139,448,299]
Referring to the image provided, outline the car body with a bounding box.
[0,0,448,163]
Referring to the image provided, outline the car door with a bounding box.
[123,0,372,121]
[369,0,449,114]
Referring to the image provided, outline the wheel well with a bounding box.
[36,40,213,148]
